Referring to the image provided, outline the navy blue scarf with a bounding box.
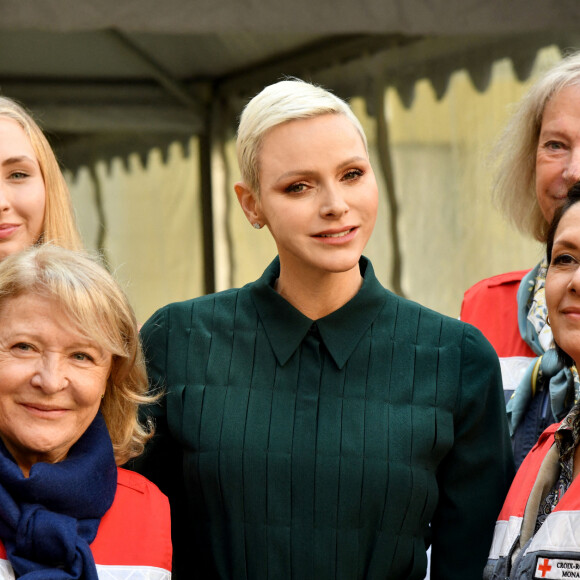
[0,412,117,579]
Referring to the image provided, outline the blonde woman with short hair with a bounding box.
[0,245,171,578]
[136,79,513,579]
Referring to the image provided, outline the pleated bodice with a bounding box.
[135,257,514,579]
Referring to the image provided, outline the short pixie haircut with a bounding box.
[0,244,155,465]
[0,96,82,250]
[492,51,580,242]
[236,78,368,196]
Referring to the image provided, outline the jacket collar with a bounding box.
[250,256,388,369]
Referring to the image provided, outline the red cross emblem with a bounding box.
[537,558,552,577]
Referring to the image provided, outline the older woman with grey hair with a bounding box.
[461,51,580,466]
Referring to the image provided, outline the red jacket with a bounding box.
[461,270,536,397]
[0,468,172,579]
[461,270,535,358]
[484,423,580,579]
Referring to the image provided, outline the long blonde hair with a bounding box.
[0,96,82,250]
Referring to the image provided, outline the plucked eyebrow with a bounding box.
[6,330,108,357]
[2,155,37,167]
[552,239,580,253]
[274,156,368,184]
[539,128,567,137]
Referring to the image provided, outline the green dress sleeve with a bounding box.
[131,306,191,577]
[430,325,515,579]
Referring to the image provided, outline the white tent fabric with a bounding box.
[62,45,559,322]
[1,3,577,319]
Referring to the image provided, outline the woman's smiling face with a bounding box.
[0,293,112,476]
[536,85,580,225]
[546,202,580,366]
[0,118,45,261]
[238,113,378,281]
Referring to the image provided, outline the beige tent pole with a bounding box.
[374,81,406,298]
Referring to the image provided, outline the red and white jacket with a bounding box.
[461,270,536,396]
[484,423,580,579]
[0,468,172,579]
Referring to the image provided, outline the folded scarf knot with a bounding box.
[16,505,77,567]
[0,412,117,579]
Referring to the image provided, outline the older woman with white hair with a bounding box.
[0,245,172,579]
[135,78,513,579]
[461,51,580,466]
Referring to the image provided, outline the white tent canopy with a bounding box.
[1,2,578,308]
[3,1,579,168]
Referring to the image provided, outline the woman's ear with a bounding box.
[235,182,262,227]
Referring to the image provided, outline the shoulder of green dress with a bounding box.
[153,286,246,314]
[383,292,466,339]
[140,287,248,336]
[382,292,499,361]
[460,320,499,361]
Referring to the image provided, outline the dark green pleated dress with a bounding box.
[134,257,514,579]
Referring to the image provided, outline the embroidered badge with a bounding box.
[535,557,580,578]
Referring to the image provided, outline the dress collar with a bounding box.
[250,256,388,369]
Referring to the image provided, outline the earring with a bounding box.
[253,223,262,229]
[546,315,551,326]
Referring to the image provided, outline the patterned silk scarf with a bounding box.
[526,258,555,354]
[0,412,117,579]
[507,259,580,433]
[536,393,580,532]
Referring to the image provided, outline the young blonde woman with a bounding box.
[0,96,82,256]
[135,79,514,580]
